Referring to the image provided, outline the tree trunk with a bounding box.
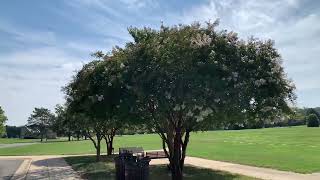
[162,128,190,180]
[87,129,102,162]
[104,129,116,156]
[40,132,43,142]
[170,128,183,180]
[106,139,113,155]
[96,140,101,162]
[68,134,71,141]
[171,162,183,180]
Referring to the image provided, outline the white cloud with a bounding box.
[0,19,57,46]
[173,0,319,107]
[0,47,85,125]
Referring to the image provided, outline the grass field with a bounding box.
[1,126,320,173]
[65,155,257,180]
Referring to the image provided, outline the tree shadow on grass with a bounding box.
[150,165,252,180]
[64,155,255,180]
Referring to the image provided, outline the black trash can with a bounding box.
[115,155,150,180]
[114,156,125,180]
[137,157,151,180]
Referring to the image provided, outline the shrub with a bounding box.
[307,114,319,127]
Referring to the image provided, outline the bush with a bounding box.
[307,114,319,127]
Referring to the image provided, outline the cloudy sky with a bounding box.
[1,0,319,125]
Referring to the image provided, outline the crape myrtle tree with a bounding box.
[65,61,104,161]
[28,107,55,142]
[88,52,135,156]
[109,21,295,180]
[0,106,7,136]
[53,104,81,141]
[64,54,134,161]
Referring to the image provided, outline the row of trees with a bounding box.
[61,22,295,180]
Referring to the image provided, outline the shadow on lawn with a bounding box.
[64,155,253,180]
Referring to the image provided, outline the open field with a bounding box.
[1,126,320,173]
[65,155,257,180]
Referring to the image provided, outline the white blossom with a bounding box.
[120,63,125,68]
[191,33,212,47]
[108,82,112,87]
[254,78,267,87]
[96,94,104,102]
[232,72,239,79]
[173,104,181,111]
[195,108,213,122]
[186,110,194,117]
[165,91,171,99]
[125,84,132,89]
[181,103,186,110]
[193,105,203,110]
[260,106,273,112]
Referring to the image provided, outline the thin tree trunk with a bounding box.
[180,131,190,170]
[106,138,113,155]
[40,132,43,142]
[170,128,183,180]
[96,139,101,161]
[104,128,116,156]
[87,130,102,162]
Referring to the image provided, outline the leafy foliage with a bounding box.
[0,106,7,136]
[307,114,319,127]
[27,107,55,141]
[101,22,296,179]
[64,54,135,160]
[64,21,295,178]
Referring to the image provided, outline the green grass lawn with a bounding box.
[65,155,257,180]
[1,126,320,173]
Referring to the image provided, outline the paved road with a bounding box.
[0,159,23,180]
[0,143,37,149]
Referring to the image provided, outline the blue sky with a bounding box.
[1,0,319,125]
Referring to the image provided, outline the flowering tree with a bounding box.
[64,61,104,161]
[110,22,296,180]
[64,54,134,160]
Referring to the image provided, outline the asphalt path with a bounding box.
[0,143,37,149]
[0,159,23,180]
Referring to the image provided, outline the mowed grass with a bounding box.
[0,134,162,155]
[1,126,320,173]
[65,155,257,180]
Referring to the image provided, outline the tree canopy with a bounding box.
[28,107,55,142]
[64,54,136,160]
[110,22,295,180]
[64,22,295,179]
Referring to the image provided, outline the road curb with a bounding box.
[11,158,31,180]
